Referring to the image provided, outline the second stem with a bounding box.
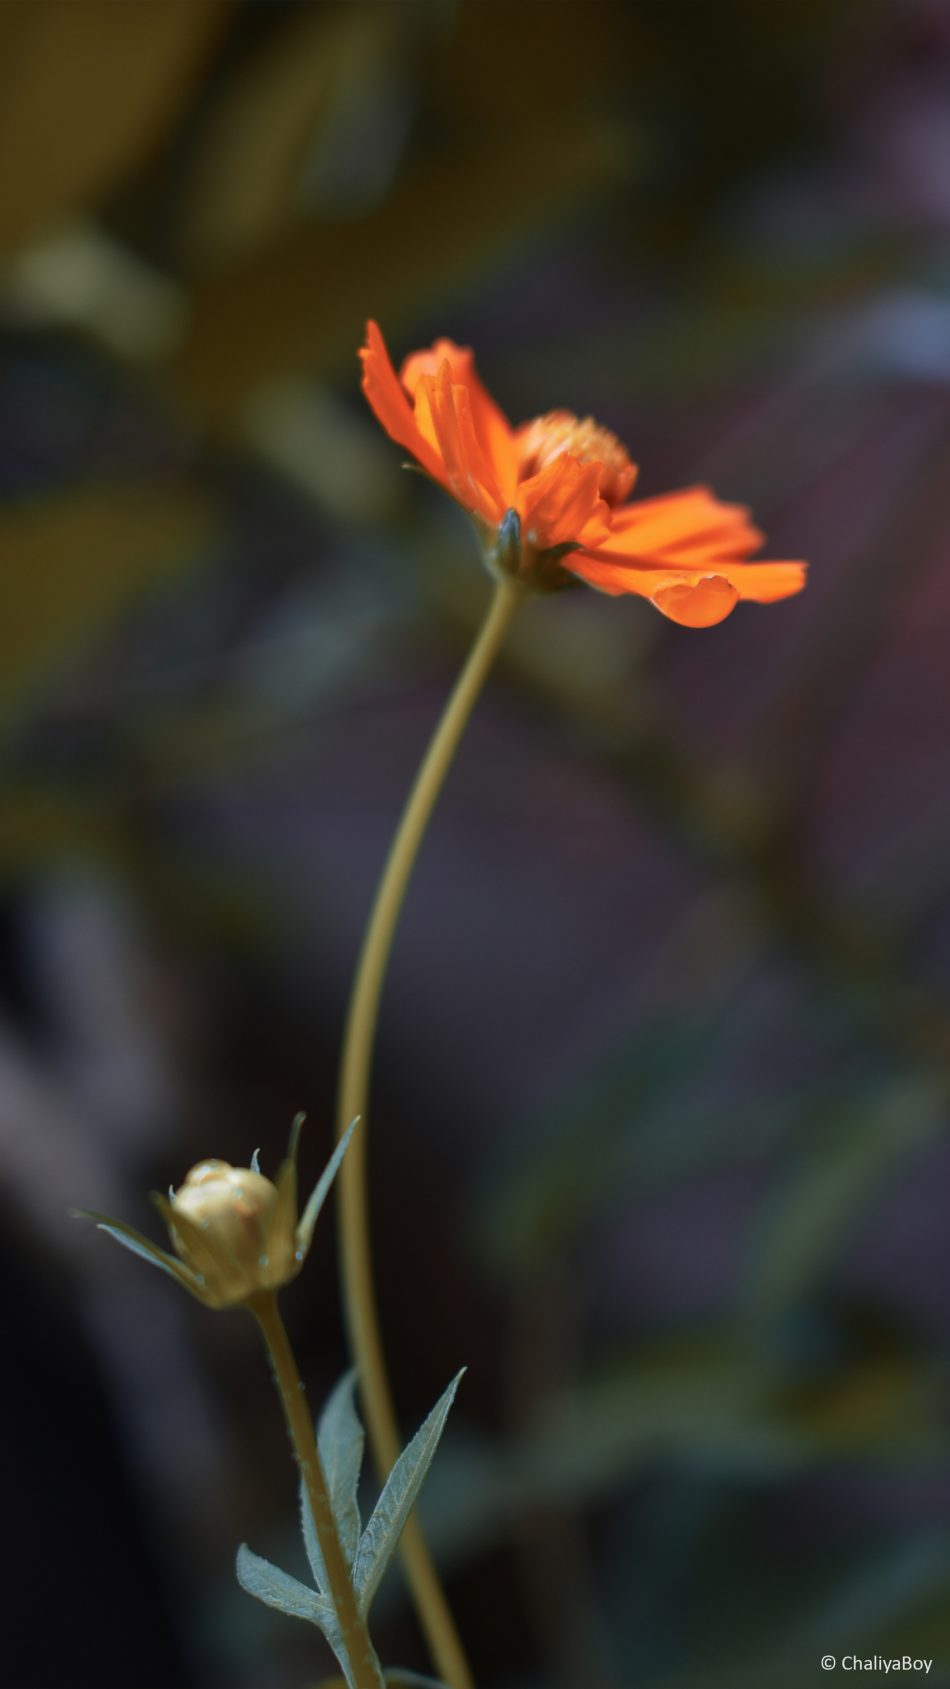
[336,577,524,1689]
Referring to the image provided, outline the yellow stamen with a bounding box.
[518,409,636,506]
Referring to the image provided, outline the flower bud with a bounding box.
[78,1116,359,1313]
[166,1161,299,1308]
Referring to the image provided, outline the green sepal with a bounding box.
[272,1111,306,1265]
[495,507,522,574]
[73,1209,202,1299]
[296,1116,360,1258]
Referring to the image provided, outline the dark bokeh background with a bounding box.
[4,1,950,1685]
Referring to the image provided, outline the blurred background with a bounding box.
[4,1,950,1685]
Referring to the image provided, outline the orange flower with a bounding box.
[360,322,806,628]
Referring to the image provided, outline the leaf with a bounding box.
[354,1371,463,1616]
[235,1544,335,1630]
[236,1543,354,1684]
[318,1371,364,1564]
[296,1116,360,1256]
[299,1369,364,1592]
[235,1546,366,1689]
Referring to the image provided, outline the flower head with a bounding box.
[360,322,806,628]
[77,1116,358,1310]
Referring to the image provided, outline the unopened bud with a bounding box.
[166,1161,298,1308]
[78,1116,359,1313]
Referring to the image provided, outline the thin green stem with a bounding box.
[336,577,524,1689]
[250,1292,385,1689]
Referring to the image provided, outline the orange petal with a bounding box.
[567,555,806,626]
[414,362,505,525]
[594,485,763,565]
[575,499,616,550]
[715,560,807,602]
[401,338,476,396]
[401,337,519,505]
[567,556,736,619]
[360,321,447,486]
[651,576,740,627]
[518,455,611,550]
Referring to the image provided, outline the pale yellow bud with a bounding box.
[166,1160,299,1308]
[79,1115,358,1312]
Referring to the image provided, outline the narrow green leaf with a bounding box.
[296,1116,359,1256]
[75,1210,199,1297]
[319,1370,364,1564]
[235,1544,352,1683]
[287,1110,306,1166]
[236,1544,333,1627]
[299,1375,366,1591]
[354,1371,464,1616]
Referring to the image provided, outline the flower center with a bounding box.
[517,410,636,507]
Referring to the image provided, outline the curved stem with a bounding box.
[250,1292,385,1689]
[336,577,524,1689]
